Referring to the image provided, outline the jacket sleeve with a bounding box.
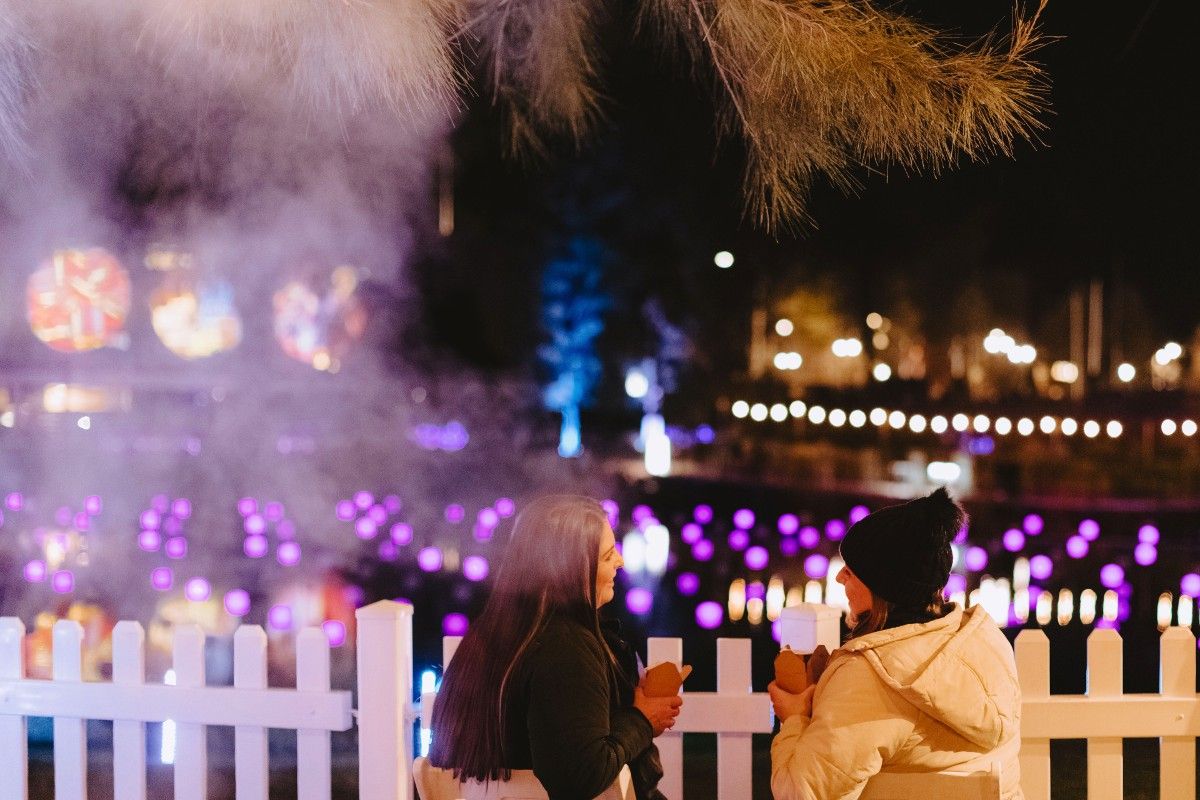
[525,635,654,798]
[770,655,916,800]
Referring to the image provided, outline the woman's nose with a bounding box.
[835,566,848,585]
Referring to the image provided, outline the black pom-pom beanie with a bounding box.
[838,487,967,607]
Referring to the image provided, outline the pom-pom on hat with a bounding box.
[838,487,966,607]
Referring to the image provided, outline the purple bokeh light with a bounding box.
[335,500,355,521]
[378,540,398,561]
[1078,519,1100,541]
[323,620,347,646]
[353,491,374,510]
[165,537,188,559]
[732,508,755,529]
[692,539,714,562]
[1137,524,1160,545]
[172,498,191,519]
[445,504,465,524]
[944,573,967,595]
[462,555,490,582]
[244,534,268,558]
[383,494,403,514]
[24,560,46,583]
[745,582,765,601]
[264,502,285,522]
[964,547,988,572]
[184,578,210,602]
[804,554,830,579]
[52,571,74,593]
[693,504,714,524]
[676,572,700,596]
[1099,563,1125,589]
[5,492,23,511]
[151,567,173,591]
[1029,554,1053,581]
[849,505,870,524]
[140,509,161,530]
[390,523,413,546]
[798,526,820,548]
[825,520,847,541]
[727,530,750,551]
[1002,528,1026,553]
[417,546,443,572]
[771,619,782,642]
[54,506,72,527]
[954,525,969,544]
[1133,543,1157,566]
[277,541,301,566]
[224,589,251,616]
[695,424,715,444]
[355,517,378,539]
[632,505,653,524]
[367,505,388,525]
[744,546,769,570]
[442,613,469,636]
[777,514,800,536]
[681,523,703,544]
[268,605,293,631]
[478,507,500,529]
[74,512,89,531]
[85,495,102,515]
[237,497,257,517]
[780,538,800,556]
[695,601,723,630]
[1066,536,1089,559]
[1022,514,1044,535]
[626,588,654,615]
[1181,573,1200,598]
[495,497,516,517]
[138,530,162,552]
[600,499,619,528]
[244,514,266,536]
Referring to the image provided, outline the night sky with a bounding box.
[419,0,1199,378]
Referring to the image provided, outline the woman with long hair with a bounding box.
[768,488,1024,799]
[429,495,681,799]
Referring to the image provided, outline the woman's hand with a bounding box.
[768,681,814,723]
[633,687,683,736]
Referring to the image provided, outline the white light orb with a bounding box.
[866,312,883,330]
[1106,420,1123,438]
[1083,420,1100,438]
[1117,363,1136,382]
[952,414,970,432]
[1162,419,1177,436]
[731,400,750,419]
[1060,417,1078,436]
[869,407,888,426]
[848,409,867,428]
[769,403,789,422]
[908,414,927,433]
[789,400,807,418]
[625,370,650,399]
[994,417,1012,436]
[872,363,892,382]
[828,409,847,427]
[972,414,990,433]
[750,403,768,422]
[888,410,907,429]
[1039,416,1057,434]
[808,405,827,424]
[1017,417,1035,436]
[1182,419,1198,437]
[714,251,735,269]
[775,319,794,336]
[930,415,949,434]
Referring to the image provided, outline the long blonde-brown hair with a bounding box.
[847,589,950,641]
[429,494,612,781]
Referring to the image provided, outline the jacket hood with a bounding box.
[838,605,1020,749]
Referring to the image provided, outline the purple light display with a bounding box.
[600,499,619,527]
[964,547,988,572]
[355,517,378,540]
[52,571,74,593]
[1099,563,1125,589]
[224,589,251,616]
[138,530,162,552]
[771,619,782,643]
[849,505,870,524]
[954,525,969,544]
[244,535,268,558]
[944,573,967,595]
[1078,519,1100,541]
[727,530,750,551]
[695,601,723,630]
[165,537,188,559]
[335,500,355,521]
[185,578,210,602]
[825,520,847,541]
[1065,536,1089,559]
[495,497,516,518]
[462,555,490,582]
[798,526,820,549]
[803,554,830,579]
[477,507,500,529]
[1133,543,1157,566]
[366,505,388,525]
[676,572,700,596]
[85,495,102,515]
[692,539,714,562]
[632,505,653,524]
[445,504,465,524]
[172,498,191,519]
[417,546,443,572]
[24,560,46,583]
[780,538,800,556]
[277,541,301,566]
[264,502,285,522]
[732,508,755,529]
[244,514,266,536]
[681,523,703,544]
[693,504,714,524]
[378,540,398,561]
[1137,524,1160,545]
[744,546,769,570]
[777,514,800,536]
[323,620,347,646]
[151,567,173,590]
[1002,529,1025,553]
[5,492,23,511]
[353,491,374,510]
[140,509,161,530]
[626,588,654,615]
[391,523,413,545]
[74,512,89,531]
[237,497,257,517]
[268,605,293,630]
[1181,573,1200,598]
[383,495,403,514]
[1029,555,1053,581]
[442,613,469,636]
[1022,514,1044,535]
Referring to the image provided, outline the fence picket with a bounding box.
[716,639,753,800]
[1015,629,1050,800]
[52,620,87,800]
[1159,627,1196,800]
[173,625,207,800]
[0,617,29,800]
[356,600,413,800]
[647,638,685,800]
[1086,628,1123,800]
[234,626,269,800]
[111,622,146,800]
[297,627,332,800]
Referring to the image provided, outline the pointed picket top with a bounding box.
[1160,626,1197,696]
[112,622,145,684]
[52,620,84,681]
[1086,627,1123,696]
[355,599,413,621]
[0,618,26,677]
[1014,628,1050,697]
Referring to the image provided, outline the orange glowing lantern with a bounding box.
[27,248,131,352]
[273,266,366,372]
[145,246,241,360]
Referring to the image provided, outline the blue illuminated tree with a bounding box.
[539,238,611,457]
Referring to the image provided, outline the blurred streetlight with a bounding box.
[775,318,794,336]
[872,363,892,382]
[714,251,735,269]
[1116,362,1136,382]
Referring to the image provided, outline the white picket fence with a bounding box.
[2,599,1199,800]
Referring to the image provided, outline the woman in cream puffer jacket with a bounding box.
[769,488,1023,800]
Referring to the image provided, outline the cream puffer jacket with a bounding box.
[771,604,1023,800]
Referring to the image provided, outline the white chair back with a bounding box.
[859,761,1002,800]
